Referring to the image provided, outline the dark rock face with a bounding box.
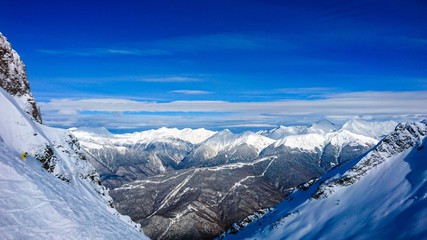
[0,33,42,123]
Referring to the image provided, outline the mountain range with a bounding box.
[71,118,397,239]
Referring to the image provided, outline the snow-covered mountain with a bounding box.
[258,120,338,139]
[259,119,396,140]
[260,129,378,184]
[115,127,216,145]
[257,125,305,140]
[71,127,215,188]
[180,130,275,168]
[0,34,147,239]
[303,119,339,135]
[221,120,427,240]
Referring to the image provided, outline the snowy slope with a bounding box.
[181,130,275,167]
[273,133,326,151]
[0,88,148,239]
[341,119,398,140]
[222,121,427,240]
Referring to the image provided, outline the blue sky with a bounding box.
[1,0,427,132]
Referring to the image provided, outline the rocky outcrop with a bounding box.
[0,32,42,123]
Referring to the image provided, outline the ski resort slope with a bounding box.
[0,142,148,239]
[0,89,148,239]
[223,121,427,240]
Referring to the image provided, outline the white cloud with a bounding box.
[141,77,202,82]
[170,90,212,95]
[37,48,172,57]
[39,91,427,130]
[57,109,79,115]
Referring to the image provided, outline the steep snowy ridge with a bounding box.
[221,120,427,239]
[0,141,147,239]
[315,121,426,198]
[0,32,42,123]
[0,35,147,239]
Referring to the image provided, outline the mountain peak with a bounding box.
[0,32,42,123]
[304,119,338,135]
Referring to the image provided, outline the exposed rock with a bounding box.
[0,32,42,123]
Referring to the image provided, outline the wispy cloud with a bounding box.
[36,33,286,58]
[242,87,338,99]
[37,48,172,57]
[39,91,427,130]
[33,75,204,84]
[141,77,203,82]
[169,90,212,95]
